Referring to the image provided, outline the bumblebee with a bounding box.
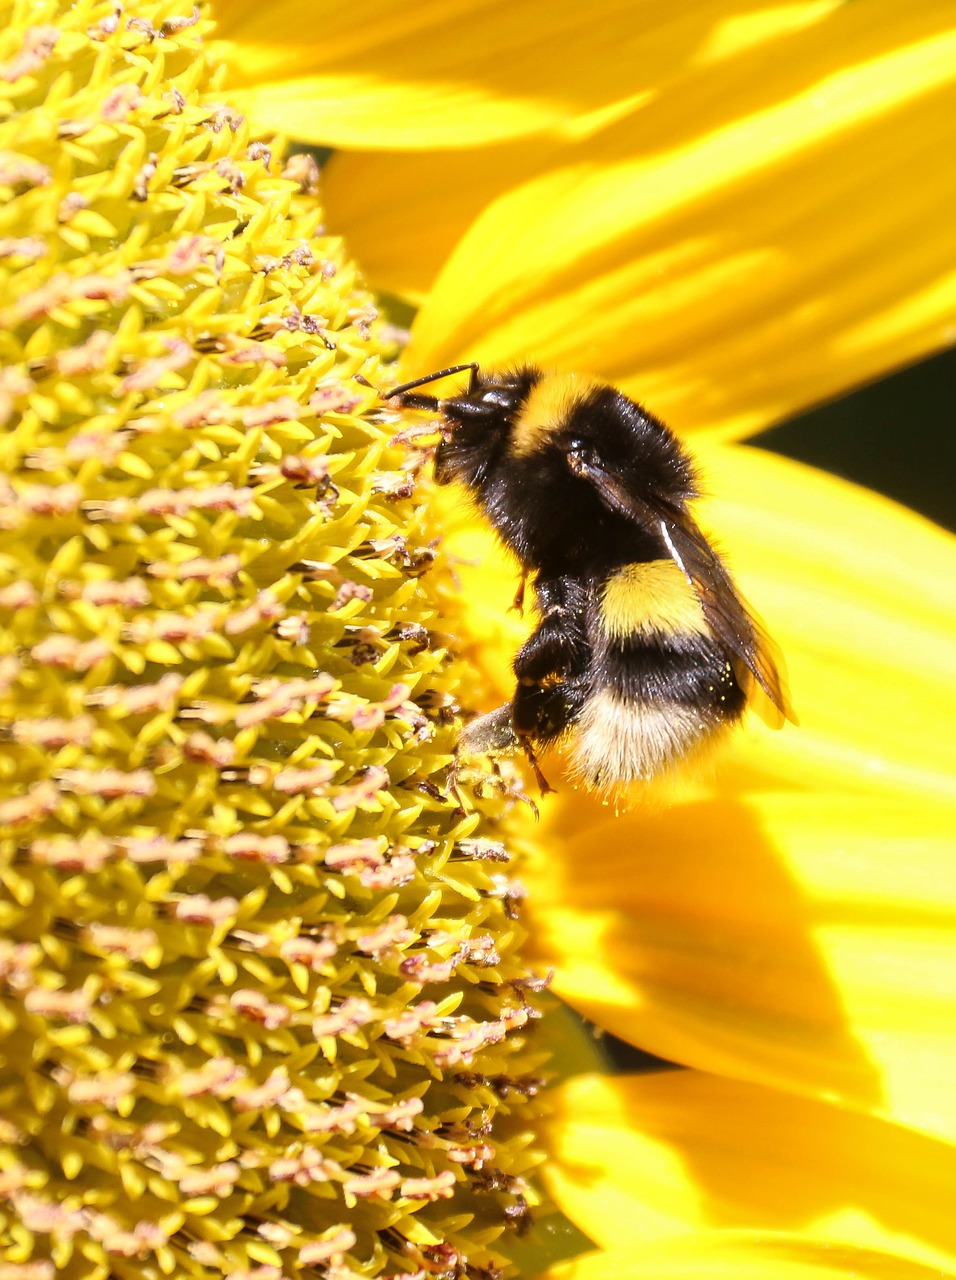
[387,363,794,797]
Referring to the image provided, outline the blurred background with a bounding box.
[756,343,955,533]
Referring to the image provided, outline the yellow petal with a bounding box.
[322,140,552,306]
[549,1233,956,1280]
[547,1073,956,1270]
[530,788,956,1143]
[209,0,644,147]
[402,3,956,439]
[694,445,956,797]
[210,0,842,149]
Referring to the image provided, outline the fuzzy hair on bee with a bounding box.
[386,362,795,799]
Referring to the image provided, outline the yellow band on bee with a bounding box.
[510,371,600,458]
[600,559,709,641]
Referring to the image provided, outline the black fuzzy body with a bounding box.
[435,368,695,577]
[389,363,786,792]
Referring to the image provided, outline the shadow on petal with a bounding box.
[531,791,883,1111]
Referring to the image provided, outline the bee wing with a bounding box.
[657,507,795,726]
[568,456,795,725]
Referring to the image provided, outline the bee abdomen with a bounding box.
[571,689,715,787]
[571,557,749,789]
[599,633,747,716]
[573,639,745,786]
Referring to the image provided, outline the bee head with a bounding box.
[386,364,543,488]
[386,365,698,571]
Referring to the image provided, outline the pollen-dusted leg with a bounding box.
[453,700,549,808]
[455,573,591,793]
[447,703,516,806]
[455,687,577,795]
[458,702,518,756]
[507,572,591,793]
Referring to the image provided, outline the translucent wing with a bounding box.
[567,454,795,725]
[657,507,795,726]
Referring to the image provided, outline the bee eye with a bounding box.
[479,387,517,409]
[565,436,593,478]
[567,436,596,466]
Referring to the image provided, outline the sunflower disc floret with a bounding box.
[0,2,543,1276]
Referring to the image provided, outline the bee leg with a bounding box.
[520,738,555,795]
[443,758,470,812]
[448,704,514,804]
[457,700,555,796]
[512,678,589,796]
[458,703,518,757]
[512,574,589,682]
[510,572,528,616]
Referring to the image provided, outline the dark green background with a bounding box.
[755,344,956,534]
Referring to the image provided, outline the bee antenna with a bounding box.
[384,363,480,403]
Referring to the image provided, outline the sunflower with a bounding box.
[0,4,547,1277]
[4,0,955,1276]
